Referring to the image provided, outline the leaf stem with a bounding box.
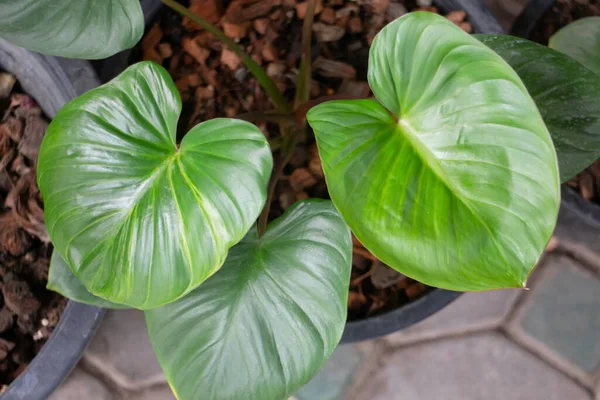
[160,0,291,114]
[293,0,318,109]
[257,126,300,237]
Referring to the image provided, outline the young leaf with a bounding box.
[145,200,352,400]
[0,0,144,59]
[48,252,127,309]
[477,34,600,182]
[37,62,273,309]
[549,16,600,76]
[307,12,560,291]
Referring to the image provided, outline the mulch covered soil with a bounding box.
[136,0,472,320]
[0,73,66,390]
[531,0,600,205]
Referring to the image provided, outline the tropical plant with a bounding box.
[3,1,600,398]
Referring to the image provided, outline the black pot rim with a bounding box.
[0,39,104,400]
[510,0,555,38]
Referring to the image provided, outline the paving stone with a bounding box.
[295,342,376,400]
[509,256,600,378]
[84,309,166,389]
[126,385,177,400]
[385,289,520,346]
[369,333,590,400]
[50,368,114,400]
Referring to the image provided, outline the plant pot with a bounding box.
[510,0,555,38]
[0,39,104,400]
[94,0,504,344]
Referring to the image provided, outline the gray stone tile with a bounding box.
[385,289,520,346]
[50,368,114,400]
[511,256,600,377]
[295,342,376,400]
[369,333,590,400]
[84,309,166,390]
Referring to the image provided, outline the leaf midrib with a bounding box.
[396,118,518,282]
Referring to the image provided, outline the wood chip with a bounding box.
[184,0,223,30]
[348,17,363,33]
[142,24,163,64]
[157,43,173,59]
[253,18,270,35]
[289,168,317,192]
[312,22,345,42]
[446,10,467,24]
[0,74,16,100]
[308,143,323,178]
[370,262,405,289]
[296,0,323,19]
[182,37,211,66]
[320,7,336,24]
[371,0,390,13]
[220,48,242,70]
[18,115,48,162]
[261,43,278,61]
[223,21,251,40]
[1,279,40,316]
[266,62,286,78]
[0,213,30,257]
[314,58,356,79]
[224,0,282,24]
[348,291,368,312]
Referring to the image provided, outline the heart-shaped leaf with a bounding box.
[145,200,352,400]
[549,16,600,76]
[307,12,560,291]
[48,252,126,309]
[477,34,600,182]
[0,0,144,59]
[38,62,273,309]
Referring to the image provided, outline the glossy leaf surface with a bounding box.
[38,62,272,309]
[478,34,600,182]
[146,200,352,400]
[48,252,126,309]
[0,0,144,59]
[307,12,560,291]
[549,16,600,76]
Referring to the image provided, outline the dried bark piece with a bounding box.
[224,0,281,24]
[18,115,48,162]
[0,74,16,100]
[0,307,13,334]
[221,48,242,70]
[370,261,406,289]
[446,10,466,24]
[314,58,356,79]
[348,17,363,33]
[158,43,173,59]
[308,143,323,178]
[223,21,251,40]
[10,94,41,119]
[296,0,323,19]
[0,213,30,257]
[312,23,345,42]
[0,339,14,361]
[261,43,278,61]
[184,0,223,30]
[142,24,163,64]
[253,18,270,35]
[320,8,336,24]
[289,168,317,192]
[0,116,23,143]
[1,279,40,316]
[348,291,368,312]
[182,37,211,66]
[371,0,390,13]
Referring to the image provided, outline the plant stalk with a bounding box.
[160,0,291,114]
[293,0,318,109]
[257,126,300,237]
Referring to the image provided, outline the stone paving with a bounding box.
[50,238,600,400]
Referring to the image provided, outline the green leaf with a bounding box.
[145,200,352,400]
[549,16,600,76]
[0,0,144,59]
[48,252,127,309]
[477,34,600,182]
[307,12,560,291]
[37,62,273,309]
